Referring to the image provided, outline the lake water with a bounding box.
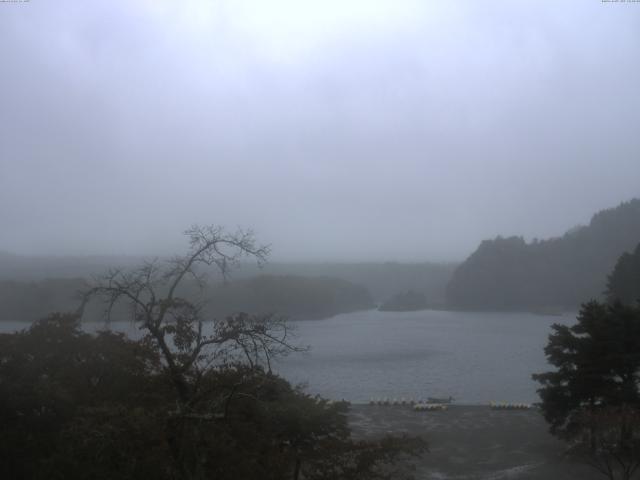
[274,309,575,405]
[2,309,575,405]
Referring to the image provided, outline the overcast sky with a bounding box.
[1,0,639,261]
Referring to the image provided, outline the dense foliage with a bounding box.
[533,301,640,479]
[447,199,640,310]
[0,314,168,479]
[607,243,640,306]
[533,301,640,437]
[0,314,425,480]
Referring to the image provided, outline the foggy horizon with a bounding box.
[2,1,639,262]
[0,194,636,264]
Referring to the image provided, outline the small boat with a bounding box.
[427,396,454,404]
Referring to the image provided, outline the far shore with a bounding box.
[374,305,575,317]
[1,306,578,325]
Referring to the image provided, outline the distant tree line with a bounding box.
[207,275,373,320]
[0,253,456,307]
[378,290,428,312]
[253,262,456,305]
[0,277,86,322]
[447,199,640,310]
[0,275,373,323]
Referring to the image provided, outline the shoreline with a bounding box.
[348,404,600,480]
[0,306,577,324]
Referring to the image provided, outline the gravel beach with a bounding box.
[348,405,601,480]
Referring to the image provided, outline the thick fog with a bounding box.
[1,0,639,261]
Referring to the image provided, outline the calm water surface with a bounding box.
[3,309,575,404]
[274,309,575,404]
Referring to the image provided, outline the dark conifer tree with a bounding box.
[533,301,640,479]
[607,243,640,306]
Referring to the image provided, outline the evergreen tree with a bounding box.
[533,301,640,479]
[607,243,640,306]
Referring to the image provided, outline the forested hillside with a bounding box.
[0,254,455,305]
[253,262,456,304]
[0,275,373,322]
[207,275,373,320]
[0,278,87,323]
[606,242,640,305]
[446,199,640,310]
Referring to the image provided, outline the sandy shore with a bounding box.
[348,405,601,480]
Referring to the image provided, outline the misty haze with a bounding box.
[1,1,640,480]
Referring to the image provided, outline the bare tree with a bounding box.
[79,225,304,479]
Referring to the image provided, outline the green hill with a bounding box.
[0,274,373,322]
[0,278,87,322]
[606,242,640,305]
[206,275,373,320]
[0,255,455,317]
[446,199,640,310]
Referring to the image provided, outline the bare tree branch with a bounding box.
[79,225,298,408]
